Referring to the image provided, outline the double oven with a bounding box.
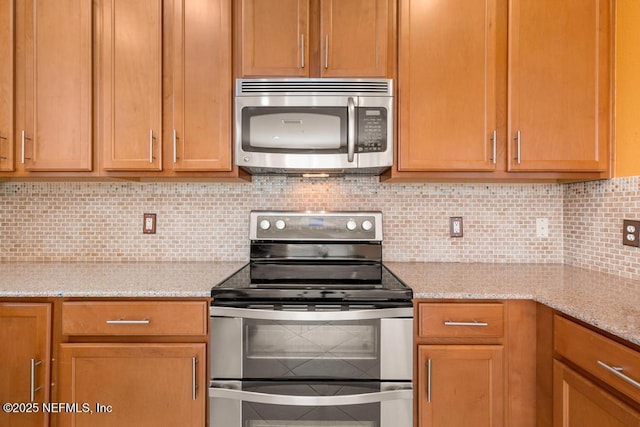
[209,211,413,427]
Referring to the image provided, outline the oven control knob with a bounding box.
[275,219,286,230]
[362,220,373,231]
[259,219,271,230]
[346,220,357,231]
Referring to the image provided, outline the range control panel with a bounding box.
[250,211,382,241]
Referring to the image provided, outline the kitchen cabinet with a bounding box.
[167,0,232,173]
[508,0,611,173]
[0,0,92,175]
[235,0,394,78]
[553,315,640,426]
[414,300,537,427]
[389,0,612,182]
[58,300,207,427]
[97,0,163,171]
[0,303,52,427]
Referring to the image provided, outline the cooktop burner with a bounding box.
[211,211,413,308]
[211,263,412,305]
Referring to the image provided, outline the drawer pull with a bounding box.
[444,320,489,327]
[105,319,150,325]
[597,360,640,389]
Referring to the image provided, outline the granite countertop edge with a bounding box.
[0,261,637,346]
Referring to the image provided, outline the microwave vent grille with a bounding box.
[237,79,392,96]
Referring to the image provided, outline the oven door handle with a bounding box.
[209,386,412,406]
[209,306,413,321]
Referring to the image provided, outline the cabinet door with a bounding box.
[58,343,206,427]
[18,0,92,171]
[171,0,232,171]
[397,0,497,171]
[0,0,13,171]
[99,0,162,171]
[553,360,640,426]
[237,0,309,77]
[0,303,52,427]
[508,0,611,172]
[320,0,391,77]
[417,345,504,427]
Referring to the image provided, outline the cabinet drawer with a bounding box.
[417,303,504,338]
[62,301,208,336]
[554,315,640,403]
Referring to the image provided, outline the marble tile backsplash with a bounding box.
[0,177,564,264]
[564,176,640,280]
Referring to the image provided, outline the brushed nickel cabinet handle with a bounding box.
[30,359,42,402]
[300,34,305,69]
[444,320,489,327]
[597,360,640,389]
[514,130,521,164]
[192,357,198,400]
[149,129,154,163]
[491,130,497,164]
[172,129,178,163]
[21,130,32,164]
[426,358,432,403]
[324,35,329,69]
[105,319,150,325]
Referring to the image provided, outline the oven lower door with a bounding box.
[209,381,412,427]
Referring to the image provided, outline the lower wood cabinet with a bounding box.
[553,314,640,426]
[58,343,205,427]
[553,360,640,426]
[0,303,51,427]
[417,345,504,426]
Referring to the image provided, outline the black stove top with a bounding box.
[211,263,413,307]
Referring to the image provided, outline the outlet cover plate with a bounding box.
[143,213,156,234]
[449,217,463,238]
[623,219,640,247]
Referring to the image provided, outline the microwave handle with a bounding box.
[347,97,356,162]
[209,386,412,406]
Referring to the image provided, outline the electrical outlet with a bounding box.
[536,218,549,238]
[623,219,640,247]
[143,213,156,234]
[449,217,463,238]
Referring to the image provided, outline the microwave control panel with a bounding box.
[357,108,387,153]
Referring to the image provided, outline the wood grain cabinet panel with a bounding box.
[0,0,14,172]
[417,345,504,427]
[169,0,232,172]
[417,302,504,339]
[508,0,611,172]
[237,0,309,77]
[58,343,206,427]
[1,0,92,174]
[236,0,393,78]
[98,0,163,171]
[0,303,52,427]
[398,0,497,172]
[553,360,640,427]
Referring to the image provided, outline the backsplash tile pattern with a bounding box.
[0,177,564,264]
[564,176,640,280]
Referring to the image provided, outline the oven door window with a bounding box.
[244,319,379,379]
[241,107,347,153]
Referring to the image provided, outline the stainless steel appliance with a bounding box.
[209,211,413,427]
[235,79,394,175]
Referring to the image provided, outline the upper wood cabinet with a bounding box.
[0,0,92,175]
[0,0,13,171]
[389,0,612,181]
[397,0,497,172]
[0,303,52,427]
[97,0,163,171]
[508,0,611,172]
[236,0,394,78]
[168,0,232,172]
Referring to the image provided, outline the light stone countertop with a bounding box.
[385,262,640,346]
[0,261,638,346]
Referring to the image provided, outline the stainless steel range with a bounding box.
[209,211,413,427]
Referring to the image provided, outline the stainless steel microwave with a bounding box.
[234,78,394,175]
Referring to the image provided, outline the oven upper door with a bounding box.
[235,95,393,172]
[210,306,412,381]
